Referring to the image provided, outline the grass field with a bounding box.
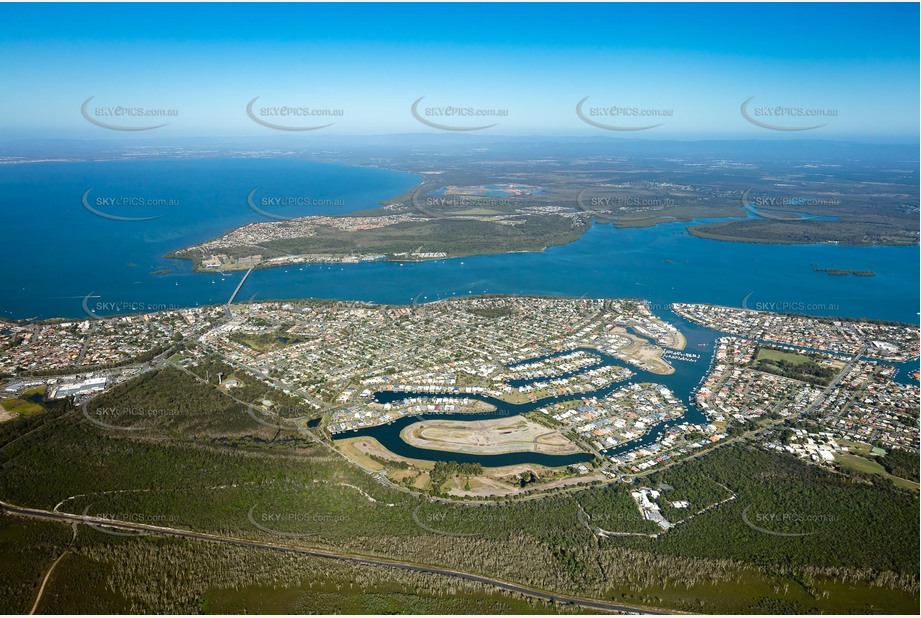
[336,436,389,471]
[337,435,437,471]
[0,397,43,416]
[751,346,838,385]
[837,454,920,491]
[756,348,809,365]
[839,439,875,456]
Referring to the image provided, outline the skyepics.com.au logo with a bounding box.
[740,292,839,313]
[740,96,837,131]
[82,293,179,320]
[741,189,840,211]
[409,290,468,312]
[411,503,495,537]
[247,188,346,220]
[81,97,178,131]
[577,507,652,535]
[410,186,517,219]
[246,96,343,131]
[247,504,346,538]
[576,188,675,214]
[741,505,837,537]
[82,187,179,222]
[410,291,430,309]
[424,195,516,209]
[81,504,181,537]
[81,404,182,432]
[576,97,672,131]
[410,96,507,131]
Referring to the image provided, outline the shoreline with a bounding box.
[3,293,919,329]
[159,158,918,274]
[686,222,920,247]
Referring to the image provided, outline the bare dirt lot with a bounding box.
[614,327,679,374]
[399,415,584,455]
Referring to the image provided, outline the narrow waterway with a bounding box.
[333,307,722,466]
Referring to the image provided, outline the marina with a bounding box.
[335,308,721,466]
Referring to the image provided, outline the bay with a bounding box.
[2,157,917,466]
[1,158,917,324]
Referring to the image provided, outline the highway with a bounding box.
[0,499,663,615]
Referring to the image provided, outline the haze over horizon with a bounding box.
[1,2,917,141]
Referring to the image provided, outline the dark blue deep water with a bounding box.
[1,158,917,324]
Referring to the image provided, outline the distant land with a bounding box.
[150,138,919,272]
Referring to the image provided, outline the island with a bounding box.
[164,146,919,272]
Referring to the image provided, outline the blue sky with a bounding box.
[0,2,917,140]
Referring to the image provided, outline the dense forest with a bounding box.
[881,449,921,482]
[1,367,917,614]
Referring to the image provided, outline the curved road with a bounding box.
[1,499,663,615]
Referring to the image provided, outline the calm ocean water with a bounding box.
[1,158,918,324]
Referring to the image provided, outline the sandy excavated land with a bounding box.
[613,327,679,375]
[337,436,435,471]
[336,435,596,497]
[400,415,583,455]
[444,468,609,498]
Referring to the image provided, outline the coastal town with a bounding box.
[675,304,919,456]
[543,382,686,452]
[673,303,919,361]
[201,296,684,435]
[0,296,917,496]
[2,4,918,615]
[173,212,428,271]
